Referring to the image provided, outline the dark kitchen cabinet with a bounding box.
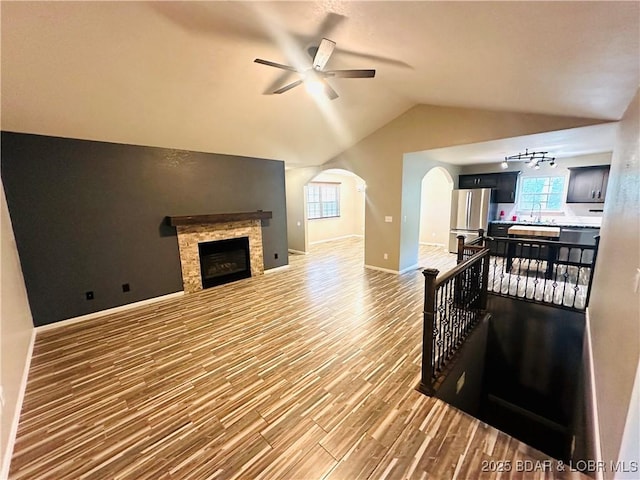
[487,223,509,256]
[494,172,519,203]
[459,173,497,189]
[459,172,520,203]
[488,223,509,238]
[566,165,610,203]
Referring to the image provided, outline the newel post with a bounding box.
[456,235,465,264]
[419,268,439,396]
[585,235,601,307]
[480,251,490,311]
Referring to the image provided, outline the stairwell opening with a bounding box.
[430,294,586,465]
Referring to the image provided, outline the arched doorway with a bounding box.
[418,167,455,268]
[305,168,366,254]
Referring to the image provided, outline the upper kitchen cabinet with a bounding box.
[458,172,520,203]
[566,165,610,203]
[459,173,497,189]
[493,172,519,203]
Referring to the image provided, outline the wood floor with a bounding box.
[10,238,586,479]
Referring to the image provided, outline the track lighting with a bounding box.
[503,148,557,169]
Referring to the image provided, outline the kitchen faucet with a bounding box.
[530,203,542,223]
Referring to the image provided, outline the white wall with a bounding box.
[1,181,35,478]
[307,171,365,244]
[587,91,639,477]
[419,167,453,246]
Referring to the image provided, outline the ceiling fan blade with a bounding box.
[313,38,336,70]
[334,47,412,69]
[323,81,339,100]
[254,58,299,72]
[263,71,296,95]
[314,13,346,42]
[324,69,376,78]
[273,79,304,94]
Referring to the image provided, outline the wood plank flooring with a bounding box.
[10,238,587,479]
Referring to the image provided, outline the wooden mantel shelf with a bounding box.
[166,211,272,227]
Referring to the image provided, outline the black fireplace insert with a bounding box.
[198,237,251,289]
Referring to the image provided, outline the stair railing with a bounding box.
[419,245,490,396]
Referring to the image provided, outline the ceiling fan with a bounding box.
[254,38,376,100]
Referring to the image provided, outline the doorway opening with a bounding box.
[418,167,455,269]
[304,169,366,258]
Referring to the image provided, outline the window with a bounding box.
[307,182,340,219]
[518,176,565,212]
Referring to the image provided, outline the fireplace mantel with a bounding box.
[166,211,272,227]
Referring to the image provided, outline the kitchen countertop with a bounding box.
[507,225,561,238]
[491,220,601,229]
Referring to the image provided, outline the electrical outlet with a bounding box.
[85,291,94,300]
[383,253,388,260]
[385,216,393,223]
[0,386,5,408]
[274,253,278,260]
[122,283,130,293]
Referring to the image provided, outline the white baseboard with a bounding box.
[35,291,185,333]
[264,264,290,274]
[309,234,362,245]
[364,263,420,275]
[288,249,308,255]
[399,263,420,274]
[585,307,604,480]
[364,264,400,274]
[1,328,36,480]
[419,242,445,247]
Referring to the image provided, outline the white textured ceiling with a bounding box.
[415,123,620,165]
[1,1,639,167]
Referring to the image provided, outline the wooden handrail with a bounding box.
[437,248,489,287]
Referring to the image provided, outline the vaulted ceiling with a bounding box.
[2,1,638,167]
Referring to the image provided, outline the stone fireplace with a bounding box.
[167,211,272,293]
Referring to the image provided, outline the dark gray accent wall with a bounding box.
[1,132,288,326]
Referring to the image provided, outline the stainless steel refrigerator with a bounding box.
[449,188,496,253]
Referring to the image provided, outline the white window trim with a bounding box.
[307,182,341,220]
[516,174,567,214]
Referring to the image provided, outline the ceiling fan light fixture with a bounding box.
[254,37,375,101]
[304,79,326,98]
